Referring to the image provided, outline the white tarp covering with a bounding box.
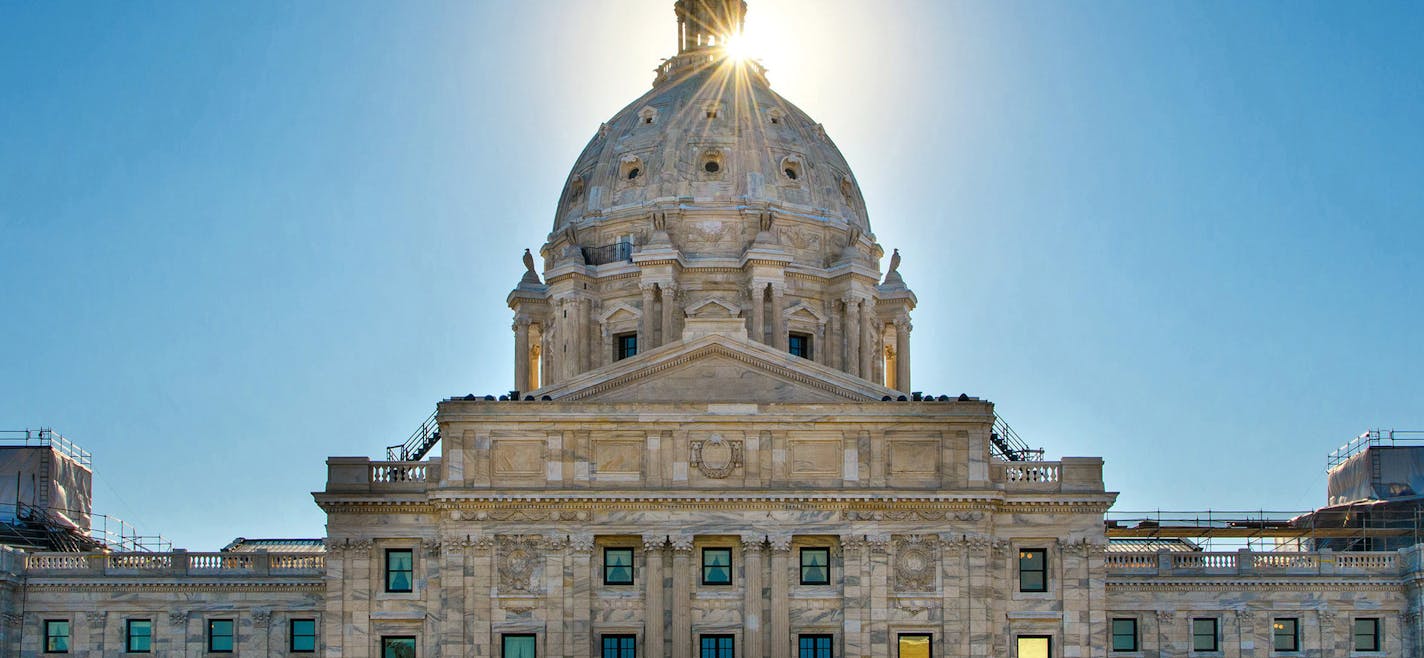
[0,446,93,530]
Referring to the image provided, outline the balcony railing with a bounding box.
[23,550,324,577]
[582,241,633,266]
[1106,549,1400,577]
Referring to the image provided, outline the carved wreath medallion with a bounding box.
[690,434,743,479]
[498,536,542,593]
[894,536,937,592]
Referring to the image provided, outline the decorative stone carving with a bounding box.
[1317,609,1336,625]
[866,533,891,553]
[497,536,543,593]
[569,533,595,553]
[1237,609,1257,623]
[740,533,766,552]
[642,533,667,551]
[1,613,19,629]
[670,535,694,552]
[422,538,441,557]
[169,611,188,626]
[85,611,107,625]
[690,433,743,479]
[1156,610,1176,625]
[894,536,937,592]
[768,534,793,553]
[953,511,985,522]
[252,609,272,628]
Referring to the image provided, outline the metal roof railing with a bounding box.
[0,428,93,468]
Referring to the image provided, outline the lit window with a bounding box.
[602,634,636,658]
[1110,618,1137,652]
[1353,618,1380,652]
[44,620,70,654]
[1017,636,1050,658]
[616,333,638,361]
[897,634,931,658]
[604,547,634,585]
[700,634,734,658]
[503,634,537,658]
[383,636,416,658]
[701,547,732,585]
[800,547,829,585]
[386,548,413,592]
[1018,548,1047,592]
[789,333,813,359]
[291,619,318,653]
[799,634,833,658]
[1273,618,1299,652]
[1191,618,1218,652]
[208,619,235,653]
[126,620,153,653]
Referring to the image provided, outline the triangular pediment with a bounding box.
[533,333,896,403]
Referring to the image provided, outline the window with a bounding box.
[126,620,153,653]
[1191,618,1218,652]
[604,547,634,585]
[386,548,414,592]
[208,619,235,653]
[1017,636,1051,658]
[1353,618,1380,652]
[699,634,733,658]
[1272,618,1299,652]
[897,634,932,658]
[291,619,318,653]
[383,636,416,658]
[800,547,829,585]
[616,333,638,361]
[704,160,721,173]
[44,620,70,654]
[799,634,833,658]
[784,167,798,180]
[701,547,732,585]
[1110,618,1137,652]
[503,634,536,658]
[602,634,636,658]
[789,333,812,359]
[627,167,641,180]
[1018,549,1047,592]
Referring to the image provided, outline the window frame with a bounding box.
[615,333,638,361]
[207,618,235,653]
[125,619,153,654]
[290,618,318,653]
[701,547,733,586]
[502,633,538,658]
[699,634,734,658]
[603,547,635,586]
[601,633,637,658]
[1353,617,1380,653]
[44,619,71,654]
[385,548,414,593]
[897,633,934,658]
[1110,618,1138,652]
[789,332,813,360]
[1018,548,1048,593]
[1191,617,1218,653]
[799,546,830,585]
[798,633,834,658]
[1272,618,1299,653]
[381,635,417,658]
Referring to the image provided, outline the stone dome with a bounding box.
[551,56,871,239]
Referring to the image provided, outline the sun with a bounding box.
[723,31,753,63]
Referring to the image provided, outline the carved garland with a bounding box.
[690,434,744,479]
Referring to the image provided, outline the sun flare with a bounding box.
[723,31,753,63]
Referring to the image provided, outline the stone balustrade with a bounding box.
[994,457,1105,493]
[1106,549,1401,577]
[325,456,442,493]
[23,550,324,577]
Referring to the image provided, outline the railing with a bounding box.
[0,428,92,468]
[386,409,441,462]
[997,461,1061,491]
[24,551,324,577]
[1327,428,1424,471]
[1106,550,1402,577]
[582,241,633,266]
[990,415,1043,462]
[370,461,435,484]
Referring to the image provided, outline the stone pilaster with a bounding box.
[770,534,792,658]
[750,282,767,344]
[568,534,594,658]
[514,317,531,392]
[660,282,679,345]
[643,534,667,658]
[770,285,787,351]
[671,535,693,658]
[640,284,657,351]
[841,534,868,658]
[438,535,465,658]
[545,535,567,655]
[867,533,891,658]
[742,533,767,658]
[893,318,911,393]
[469,535,494,658]
[843,297,861,377]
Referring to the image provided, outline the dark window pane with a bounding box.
[1018,549,1047,592]
[1192,618,1217,652]
[1111,618,1136,651]
[383,636,416,658]
[503,634,536,658]
[45,620,70,653]
[605,548,634,585]
[127,620,153,653]
[292,619,318,652]
[209,620,235,652]
[801,548,830,585]
[1354,618,1379,652]
[387,549,414,592]
[1273,619,1298,652]
[703,548,732,585]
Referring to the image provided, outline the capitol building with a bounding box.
[0,2,1418,657]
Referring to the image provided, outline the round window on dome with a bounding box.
[780,156,803,183]
[627,167,641,180]
[704,161,720,174]
[784,168,797,180]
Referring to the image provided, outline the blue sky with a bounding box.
[2,1,1421,550]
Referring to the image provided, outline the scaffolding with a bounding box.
[1105,509,1424,552]
[1327,428,1424,472]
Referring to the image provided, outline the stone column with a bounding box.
[643,534,667,658]
[867,534,891,658]
[545,536,567,655]
[742,534,767,658]
[640,284,657,352]
[894,319,911,394]
[828,301,842,371]
[770,285,787,351]
[672,535,693,658]
[514,317,531,393]
[569,534,594,658]
[844,297,861,377]
[469,535,494,658]
[660,283,679,346]
[860,306,877,381]
[770,534,792,658]
[437,537,465,658]
[580,298,594,372]
[749,283,767,344]
[840,534,867,658]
